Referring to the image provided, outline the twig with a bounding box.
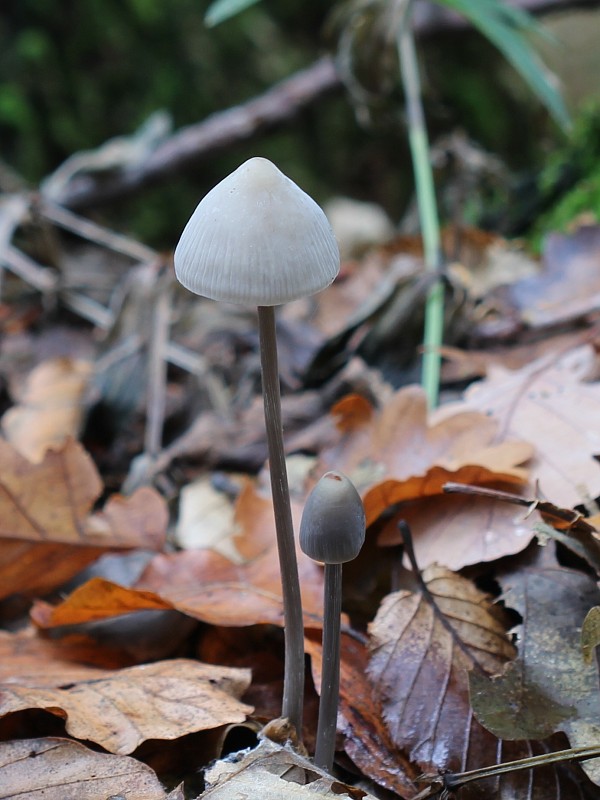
[145,269,171,458]
[443,482,598,535]
[46,0,597,211]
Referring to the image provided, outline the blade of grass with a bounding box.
[437,0,569,128]
[397,6,444,409]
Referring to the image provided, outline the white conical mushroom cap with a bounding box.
[174,157,340,306]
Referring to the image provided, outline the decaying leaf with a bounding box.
[0,737,167,799]
[175,475,242,563]
[202,736,379,798]
[582,607,600,665]
[1,357,92,462]
[470,559,600,785]
[0,658,252,755]
[0,627,128,686]
[0,437,167,597]
[367,565,515,773]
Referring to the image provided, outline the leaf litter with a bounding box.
[2,187,600,799]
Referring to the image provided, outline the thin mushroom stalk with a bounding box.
[173,157,340,738]
[257,304,304,730]
[300,471,366,772]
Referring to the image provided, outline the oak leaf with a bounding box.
[0,658,252,754]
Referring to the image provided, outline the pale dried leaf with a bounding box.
[1,357,92,462]
[0,658,252,754]
[0,737,167,799]
[202,737,379,798]
[440,344,600,507]
[175,476,242,563]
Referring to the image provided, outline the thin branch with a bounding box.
[48,0,597,211]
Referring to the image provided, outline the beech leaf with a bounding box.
[35,482,325,629]
[367,565,515,773]
[445,344,600,507]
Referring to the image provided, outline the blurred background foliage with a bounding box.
[1,0,599,246]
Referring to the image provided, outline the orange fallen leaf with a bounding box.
[0,627,130,686]
[0,737,168,799]
[320,387,531,526]
[0,438,167,598]
[33,481,325,630]
[0,658,252,754]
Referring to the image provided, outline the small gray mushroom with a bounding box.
[300,471,366,771]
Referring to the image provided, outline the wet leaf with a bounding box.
[306,632,418,798]
[0,737,167,799]
[470,560,600,784]
[0,658,252,754]
[367,565,515,773]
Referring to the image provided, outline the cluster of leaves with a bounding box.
[2,187,600,796]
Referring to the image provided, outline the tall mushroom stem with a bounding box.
[314,562,342,772]
[257,304,305,738]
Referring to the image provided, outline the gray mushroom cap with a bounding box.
[300,471,366,564]
[174,157,340,306]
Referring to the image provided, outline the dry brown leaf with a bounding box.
[306,632,418,798]
[33,481,325,630]
[0,658,252,754]
[1,357,92,462]
[319,388,531,526]
[378,494,536,570]
[368,565,515,773]
[440,344,600,507]
[0,438,167,597]
[0,737,167,800]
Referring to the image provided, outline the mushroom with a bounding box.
[174,157,340,738]
[300,470,366,772]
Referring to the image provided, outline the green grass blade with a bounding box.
[205,0,261,27]
[436,0,569,129]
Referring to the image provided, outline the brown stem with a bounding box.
[257,305,304,738]
[314,562,342,772]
